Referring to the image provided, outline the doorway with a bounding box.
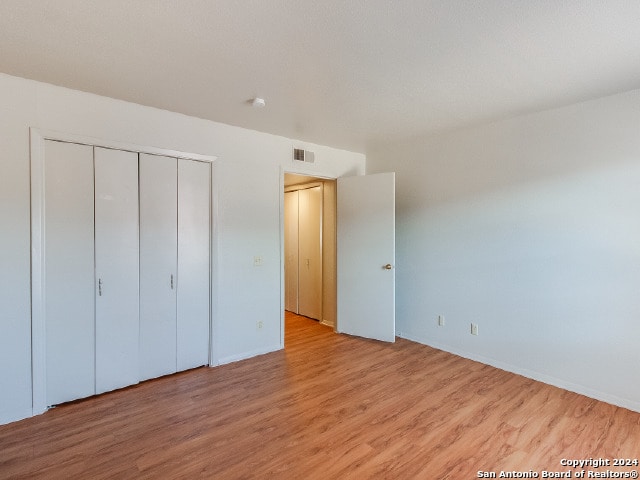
[281,170,397,347]
[283,173,337,335]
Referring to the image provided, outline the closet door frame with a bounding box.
[30,128,216,416]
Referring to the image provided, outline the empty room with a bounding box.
[1,1,639,478]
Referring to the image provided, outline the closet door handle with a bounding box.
[98,278,103,296]
[170,274,174,290]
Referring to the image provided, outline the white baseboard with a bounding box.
[398,331,640,414]
[0,406,34,426]
[320,319,335,328]
[216,344,282,366]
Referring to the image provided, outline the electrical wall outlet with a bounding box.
[438,315,445,326]
[253,256,263,266]
[471,323,479,335]
[257,321,263,329]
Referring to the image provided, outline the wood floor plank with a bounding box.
[1,311,639,479]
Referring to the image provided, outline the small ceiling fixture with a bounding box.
[251,97,266,108]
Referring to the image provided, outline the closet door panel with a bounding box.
[177,160,211,370]
[139,154,178,380]
[284,191,299,313]
[44,140,96,406]
[94,148,140,394]
[298,186,322,320]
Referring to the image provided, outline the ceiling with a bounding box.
[1,1,639,153]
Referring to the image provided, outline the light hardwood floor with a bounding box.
[1,312,639,479]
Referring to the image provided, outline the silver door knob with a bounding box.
[383,264,393,270]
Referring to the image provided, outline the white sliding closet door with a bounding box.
[44,140,95,406]
[284,190,299,313]
[298,186,322,320]
[177,160,211,370]
[94,148,140,394]
[139,153,178,380]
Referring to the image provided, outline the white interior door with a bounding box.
[139,153,178,380]
[337,173,395,342]
[298,186,322,320]
[44,140,95,406]
[284,190,299,313]
[176,159,211,371]
[94,147,140,394]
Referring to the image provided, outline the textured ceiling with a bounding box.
[1,0,639,153]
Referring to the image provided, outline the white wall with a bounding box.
[0,74,35,424]
[367,90,640,412]
[0,72,365,424]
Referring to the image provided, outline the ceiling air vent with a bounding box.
[293,148,315,164]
